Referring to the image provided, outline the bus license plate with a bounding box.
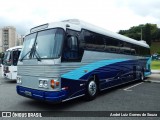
[24,91,32,96]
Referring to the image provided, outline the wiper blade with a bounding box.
[20,50,31,61]
[20,49,41,61]
[29,44,41,61]
[20,43,36,62]
[34,49,41,61]
[20,42,41,62]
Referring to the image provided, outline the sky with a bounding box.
[0,0,160,35]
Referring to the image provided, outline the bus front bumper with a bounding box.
[16,86,67,103]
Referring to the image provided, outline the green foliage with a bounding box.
[155,29,160,41]
[144,24,151,46]
[151,42,160,54]
[119,26,142,40]
[118,23,160,46]
[0,52,4,58]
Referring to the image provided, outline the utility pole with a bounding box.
[141,27,143,40]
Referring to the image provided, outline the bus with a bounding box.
[16,19,151,102]
[2,46,22,80]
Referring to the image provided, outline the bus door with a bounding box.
[12,50,21,66]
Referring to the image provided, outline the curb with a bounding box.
[151,70,160,74]
[146,80,160,84]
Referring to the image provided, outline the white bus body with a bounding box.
[2,46,22,80]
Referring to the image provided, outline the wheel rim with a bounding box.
[141,72,144,80]
[88,81,97,96]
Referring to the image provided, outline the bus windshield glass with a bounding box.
[20,28,64,60]
[2,51,11,65]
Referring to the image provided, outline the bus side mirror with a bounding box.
[63,35,79,60]
[67,36,78,51]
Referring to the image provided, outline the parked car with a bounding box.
[152,53,160,60]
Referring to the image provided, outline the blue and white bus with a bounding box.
[16,19,151,102]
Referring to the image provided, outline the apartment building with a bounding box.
[0,26,23,52]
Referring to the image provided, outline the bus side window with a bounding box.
[62,35,79,61]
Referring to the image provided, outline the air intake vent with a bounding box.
[30,23,48,33]
[139,40,147,44]
[62,19,80,25]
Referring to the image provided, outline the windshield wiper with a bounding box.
[29,43,41,61]
[33,48,41,61]
[20,50,31,61]
[20,44,41,61]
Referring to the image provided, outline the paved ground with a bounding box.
[151,70,160,74]
[147,73,160,83]
[0,68,160,119]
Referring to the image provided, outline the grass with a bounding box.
[151,60,160,70]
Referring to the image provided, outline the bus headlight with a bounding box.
[43,80,48,88]
[39,80,44,88]
[39,79,48,89]
[17,76,22,84]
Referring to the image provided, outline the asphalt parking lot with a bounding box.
[0,69,160,119]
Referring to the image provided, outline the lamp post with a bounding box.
[140,26,145,40]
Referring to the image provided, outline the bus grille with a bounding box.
[17,65,60,77]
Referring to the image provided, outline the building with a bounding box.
[0,26,23,52]
[2,26,16,52]
[0,29,2,52]
[16,34,24,46]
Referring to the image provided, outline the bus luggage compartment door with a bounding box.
[133,66,136,79]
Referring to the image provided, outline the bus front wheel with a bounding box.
[85,79,98,101]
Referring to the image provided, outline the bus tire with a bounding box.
[140,70,145,81]
[85,79,98,101]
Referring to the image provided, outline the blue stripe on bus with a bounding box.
[145,72,151,77]
[61,59,129,80]
[146,57,152,70]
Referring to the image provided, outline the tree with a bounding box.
[0,52,4,58]
[118,25,144,40]
[156,29,160,41]
[144,24,151,46]
[118,23,160,43]
[119,30,127,35]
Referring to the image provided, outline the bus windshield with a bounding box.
[4,51,10,61]
[2,51,11,65]
[3,50,21,66]
[20,28,64,60]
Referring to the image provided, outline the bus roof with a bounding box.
[6,46,22,51]
[30,19,150,48]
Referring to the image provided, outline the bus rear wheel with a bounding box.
[140,71,144,81]
[85,79,98,101]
